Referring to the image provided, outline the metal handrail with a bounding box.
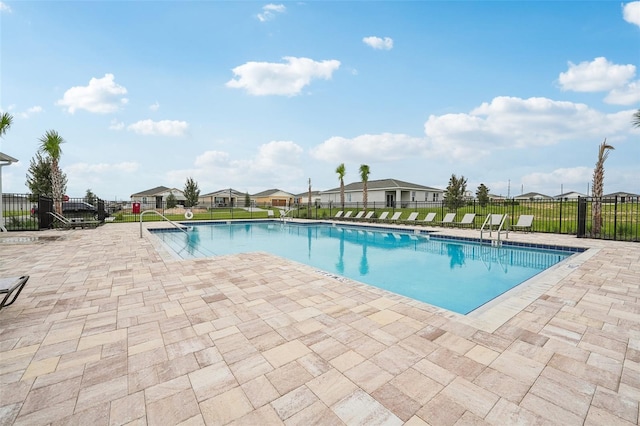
[139,210,188,238]
[480,214,508,245]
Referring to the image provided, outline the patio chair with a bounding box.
[422,212,437,225]
[48,211,101,229]
[347,211,365,221]
[401,212,419,224]
[0,275,29,312]
[440,213,456,226]
[267,210,275,218]
[375,211,389,222]
[342,211,353,219]
[453,213,476,228]
[363,211,375,220]
[387,212,402,223]
[334,211,343,219]
[512,214,534,232]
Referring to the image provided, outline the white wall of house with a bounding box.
[320,189,442,206]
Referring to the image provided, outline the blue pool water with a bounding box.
[151,222,576,314]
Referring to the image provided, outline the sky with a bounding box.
[1,1,639,201]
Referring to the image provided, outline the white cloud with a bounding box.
[109,119,125,131]
[558,57,636,92]
[362,36,394,50]
[257,3,286,22]
[56,74,128,114]
[149,102,160,111]
[623,1,640,27]
[310,133,426,163]
[521,167,593,194]
[18,106,43,119]
[226,56,341,96]
[168,141,304,192]
[0,2,11,13]
[66,162,140,174]
[127,119,189,137]
[604,80,640,105]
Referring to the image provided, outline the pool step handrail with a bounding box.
[480,214,508,244]
[139,210,189,238]
[279,208,293,222]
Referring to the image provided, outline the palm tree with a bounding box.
[359,164,370,211]
[0,112,13,139]
[335,163,346,209]
[633,109,640,128]
[591,139,614,236]
[39,130,66,214]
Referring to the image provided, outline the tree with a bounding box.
[38,130,66,214]
[476,183,490,207]
[244,192,251,207]
[336,163,346,209]
[166,193,177,209]
[591,139,614,236]
[359,164,370,211]
[444,174,467,210]
[183,177,200,208]
[85,189,96,205]
[26,152,68,200]
[633,109,640,128]
[0,112,13,140]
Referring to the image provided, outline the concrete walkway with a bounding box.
[0,222,638,425]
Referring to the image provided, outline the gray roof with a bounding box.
[130,186,171,197]
[514,192,552,199]
[295,190,321,198]
[0,152,19,163]
[200,188,245,197]
[603,191,640,197]
[323,178,442,194]
[252,188,295,197]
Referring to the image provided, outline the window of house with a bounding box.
[432,193,439,201]
[411,191,416,201]
[347,194,351,202]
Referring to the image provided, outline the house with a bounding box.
[295,191,322,206]
[488,194,507,201]
[130,186,186,209]
[320,178,443,208]
[603,191,640,203]
[514,192,553,201]
[554,191,587,201]
[199,188,246,208]
[252,189,296,207]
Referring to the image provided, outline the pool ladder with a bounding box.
[480,214,508,246]
[139,210,188,238]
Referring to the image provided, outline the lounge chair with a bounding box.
[0,275,29,311]
[48,211,101,229]
[267,210,275,218]
[347,211,365,221]
[363,211,375,220]
[512,215,534,232]
[440,213,456,226]
[342,211,353,219]
[454,213,476,228]
[375,211,389,222]
[334,211,344,219]
[402,212,419,224]
[387,212,402,223]
[422,212,437,225]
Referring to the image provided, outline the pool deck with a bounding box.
[0,221,638,425]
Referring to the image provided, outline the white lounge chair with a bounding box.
[342,211,353,219]
[347,211,365,221]
[422,212,437,225]
[267,210,275,218]
[364,211,375,220]
[512,215,534,232]
[48,211,101,229]
[334,210,343,219]
[387,212,402,223]
[454,213,476,228]
[402,212,419,224]
[375,211,389,222]
[0,275,29,311]
[440,213,456,226]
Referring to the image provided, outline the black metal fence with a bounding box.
[2,193,638,242]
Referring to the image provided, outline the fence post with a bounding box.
[577,197,587,238]
[613,197,618,241]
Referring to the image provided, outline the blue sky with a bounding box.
[1,1,639,201]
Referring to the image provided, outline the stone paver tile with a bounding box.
[441,376,499,418]
[310,336,350,361]
[231,404,284,426]
[229,353,274,384]
[147,388,201,425]
[435,332,476,355]
[390,367,443,405]
[145,375,192,403]
[13,399,77,426]
[19,376,82,416]
[82,354,128,388]
[271,385,318,420]
[127,346,168,372]
[21,356,59,380]
[241,374,281,409]
[371,382,421,421]
[188,361,238,402]
[329,350,365,372]
[194,346,223,368]
[416,393,466,426]
[520,393,584,425]
[489,350,544,384]
[109,391,145,426]
[344,359,394,394]
[367,309,404,326]
[284,399,343,426]
[332,389,403,426]
[263,339,312,368]
[56,346,102,371]
[129,364,159,393]
[52,402,110,426]
[199,386,254,425]
[404,415,429,426]
[584,405,637,426]
[547,353,619,391]
[307,368,359,407]
[75,375,128,413]
[297,352,332,377]
[590,386,638,424]
[465,345,500,366]
[177,414,206,426]
[370,345,422,375]
[529,375,593,417]
[484,397,544,425]
[473,367,530,403]
[427,347,486,381]
[413,358,457,386]
[77,329,127,351]
[266,360,314,396]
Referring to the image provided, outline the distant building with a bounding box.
[603,191,640,202]
[199,188,245,208]
[130,186,186,209]
[554,191,587,201]
[514,192,553,201]
[295,191,322,206]
[320,178,443,208]
[252,189,296,207]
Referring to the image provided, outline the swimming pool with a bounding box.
[150,221,578,314]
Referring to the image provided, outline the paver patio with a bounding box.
[0,222,638,425]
